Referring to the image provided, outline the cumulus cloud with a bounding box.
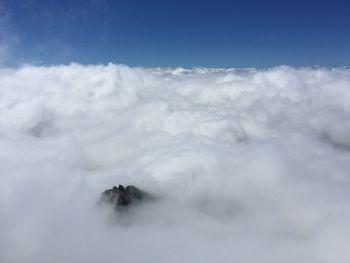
[1,64,350,263]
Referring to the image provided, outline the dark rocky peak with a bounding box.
[100,184,152,211]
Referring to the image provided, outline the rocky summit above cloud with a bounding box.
[99,185,153,210]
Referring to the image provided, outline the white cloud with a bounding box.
[1,64,350,263]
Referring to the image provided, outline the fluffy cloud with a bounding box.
[1,64,350,263]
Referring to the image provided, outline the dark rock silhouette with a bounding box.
[100,184,152,210]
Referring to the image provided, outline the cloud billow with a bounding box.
[1,64,350,263]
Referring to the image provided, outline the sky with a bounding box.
[1,0,350,67]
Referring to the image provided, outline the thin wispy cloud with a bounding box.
[0,1,17,65]
[1,0,349,67]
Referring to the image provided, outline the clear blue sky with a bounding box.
[2,0,350,67]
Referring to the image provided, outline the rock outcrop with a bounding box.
[100,184,152,210]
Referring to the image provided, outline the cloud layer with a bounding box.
[1,64,350,263]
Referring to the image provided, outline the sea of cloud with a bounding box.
[1,64,350,263]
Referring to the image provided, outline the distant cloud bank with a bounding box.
[1,64,350,263]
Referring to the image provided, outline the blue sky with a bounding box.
[1,0,350,67]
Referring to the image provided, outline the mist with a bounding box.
[1,64,350,263]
